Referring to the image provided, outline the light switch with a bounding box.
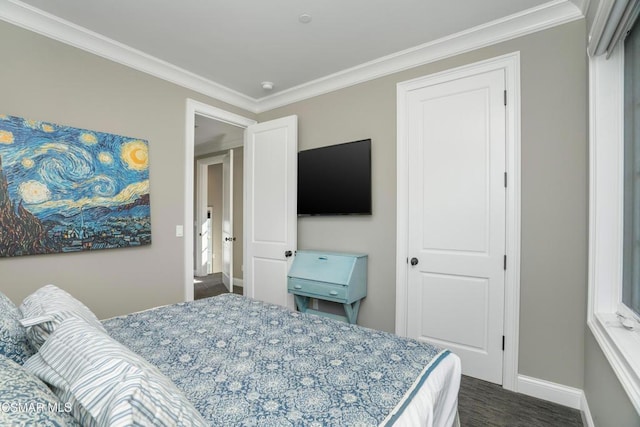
[176,225,184,237]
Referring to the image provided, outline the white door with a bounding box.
[222,150,233,292]
[406,69,506,384]
[196,210,209,277]
[244,115,297,309]
[206,207,213,275]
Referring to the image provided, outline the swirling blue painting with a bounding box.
[0,114,151,257]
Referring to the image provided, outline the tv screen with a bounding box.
[297,139,371,216]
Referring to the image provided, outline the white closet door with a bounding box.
[406,69,506,384]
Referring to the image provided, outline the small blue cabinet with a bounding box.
[287,250,367,324]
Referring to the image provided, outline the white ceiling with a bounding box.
[16,0,583,100]
[194,115,243,153]
[5,0,584,148]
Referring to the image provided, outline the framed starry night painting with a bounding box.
[0,114,151,257]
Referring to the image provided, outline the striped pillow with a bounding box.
[24,317,207,427]
[19,284,106,348]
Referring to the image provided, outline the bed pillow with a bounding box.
[19,284,106,349]
[24,317,207,427]
[0,291,34,364]
[0,354,80,426]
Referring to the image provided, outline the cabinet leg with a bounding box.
[343,300,361,324]
[294,295,310,312]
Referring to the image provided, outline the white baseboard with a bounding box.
[516,375,595,425]
[517,374,583,410]
[233,278,244,288]
[581,393,595,427]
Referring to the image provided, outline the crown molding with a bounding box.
[0,0,583,115]
[255,0,583,112]
[0,0,257,113]
[195,137,244,157]
[573,0,591,16]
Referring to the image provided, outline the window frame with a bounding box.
[622,21,640,320]
[588,41,640,414]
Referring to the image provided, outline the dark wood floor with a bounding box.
[192,280,584,426]
[459,375,584,426]
[194,273,243,299]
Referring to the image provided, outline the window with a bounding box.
[589,5,640,413]
[623,20,640,319]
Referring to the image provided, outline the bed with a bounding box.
[1,286,461,427]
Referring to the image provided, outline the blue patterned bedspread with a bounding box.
[102,294,448,426]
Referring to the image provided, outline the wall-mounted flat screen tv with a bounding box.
[297,139,371,216]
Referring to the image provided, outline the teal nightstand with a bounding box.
[287,250,367,324]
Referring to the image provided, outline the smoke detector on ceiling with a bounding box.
[298,13,312,24]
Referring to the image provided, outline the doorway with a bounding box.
[184,100,256,302]
[194,151,241,299]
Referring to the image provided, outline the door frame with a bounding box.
[184,99,256,301]
[206,206,213,275]
[395,52,521,391]
[195,154,226,277]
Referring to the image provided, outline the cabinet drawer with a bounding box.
[288,252,357,285]
[287,278,348,302]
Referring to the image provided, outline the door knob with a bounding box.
[410,257,419,266]
[285,250,293,258]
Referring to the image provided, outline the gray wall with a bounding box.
[0,21,256,318]
[233,147,244,280]
[584,330,640,426]
[260,21,589,389]
[585,0,601,35]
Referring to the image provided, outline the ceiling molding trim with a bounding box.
[195,137,244,157]
[575,0,592,16]
[0,0,583,115]
[255,0,583,113]
[0,0,259,113]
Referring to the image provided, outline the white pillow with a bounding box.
[19,284,106,348]
[24,317,207,427]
